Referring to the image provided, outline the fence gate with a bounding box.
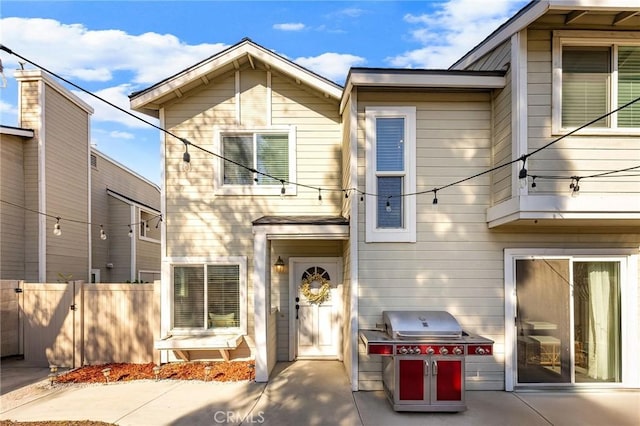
[21,282,81,368]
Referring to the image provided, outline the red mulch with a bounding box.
[54,361,255,384]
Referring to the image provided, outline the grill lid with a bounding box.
[383,310,462,339]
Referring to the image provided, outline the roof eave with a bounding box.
[130,40,342,112]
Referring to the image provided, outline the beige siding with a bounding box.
[162,66,341,350]
[107,197,132,282]
[526,27,640,196]
[0,280,21,356]
[0,136,26,279]
[466,40,511,71]
[91,152,160,283]
[44,84,90,282]
[20,80,42,282]
[492,67,513,204]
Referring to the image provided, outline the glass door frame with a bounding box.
[504,248,638,391]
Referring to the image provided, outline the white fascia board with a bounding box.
[0,126,34,138]
[252,224,349,239]
[131,42,341,110]
[14,69,94,114]
[348,72,506,89]
[549,0,639,12]
[487,195,640,227]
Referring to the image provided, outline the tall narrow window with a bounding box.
[365,107,416,242]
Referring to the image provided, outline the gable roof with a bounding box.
[129,38,343,117]
[450,0,639,70]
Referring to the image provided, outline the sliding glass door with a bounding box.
[515,258,622,386]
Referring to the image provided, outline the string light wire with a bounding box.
[1,44,639,209]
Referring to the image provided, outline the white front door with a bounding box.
[289,257,342,359]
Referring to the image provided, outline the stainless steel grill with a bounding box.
[360,310,494,412]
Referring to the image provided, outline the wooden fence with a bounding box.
[0,280,160,367]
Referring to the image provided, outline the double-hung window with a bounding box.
[171,257,246,334]
[214,127,297,195]
[553,31,640,133]
[365,106,416,242]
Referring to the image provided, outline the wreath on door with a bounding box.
[299,272,331,304]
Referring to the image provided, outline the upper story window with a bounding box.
[365,106,416,243]
[553,31,640,134]
[139,209,161,243]
[214,127,297,196]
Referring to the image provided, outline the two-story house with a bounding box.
[0,69,161,283]
[129,0,640,392]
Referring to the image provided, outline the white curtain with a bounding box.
[587,262,620,381]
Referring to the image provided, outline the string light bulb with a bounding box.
[317,189,323,205]
[531,176,537,190]
[385,197,392,213]
[344,189,349,199]
[432,190,439,211]
[100,225,107,240]
[518,156,528,189]
[570,177,580,197]
[280,181,286,198]
[128,225,133,238]
[182,140,191,172]
[53,217,62,236]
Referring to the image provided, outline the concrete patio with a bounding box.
[1,359,638,425]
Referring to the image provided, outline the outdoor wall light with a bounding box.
[102,367,111,383]
[274,256,285,273]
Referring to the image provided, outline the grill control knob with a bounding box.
[439,347,449,355]
[413,346,421,355]
[400,346,408,354]
[426,347,435,355]
[453,347,463,355]
[475,347,486,355]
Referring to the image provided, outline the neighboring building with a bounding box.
[0,69,160,283]
[130,0,640,392]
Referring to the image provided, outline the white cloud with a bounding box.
[273,23,306,31]
[294,52,366,83]
[0,18,227,85]
[109,130,135,140]
[387,0,528,68]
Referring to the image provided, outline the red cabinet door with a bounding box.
[433,358,463,402]
[398,358,425,401]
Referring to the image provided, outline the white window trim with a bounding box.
[169,256,247,336]
[138,208,161,244]
[365,106,416,243]
[213,126,297,196]
[552,30,640,136]
[504,248,639,391]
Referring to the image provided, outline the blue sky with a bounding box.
[0,0,529,184]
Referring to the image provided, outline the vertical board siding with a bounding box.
[0,280,21,356]
[1,137,26,279]
[43,85,89,282]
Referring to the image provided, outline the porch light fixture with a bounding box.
[53,217,62,236]
[274,256,285,273]
[100,225,107,240]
